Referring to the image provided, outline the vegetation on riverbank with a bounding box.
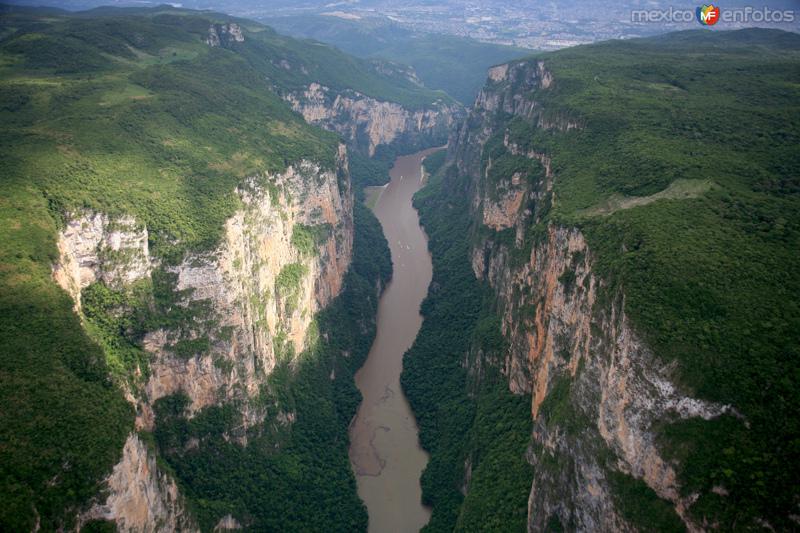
[402,163,533,532]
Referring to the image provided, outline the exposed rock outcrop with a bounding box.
[78,434,197,533]
[285,82,460,156]
[53,213,151,310]
[206,23,244,47]
[213,515,242,531]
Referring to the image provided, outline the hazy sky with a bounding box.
[5,0,799,39]
[6,0,800,10]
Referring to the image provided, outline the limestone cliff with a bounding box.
[55,146,354,531]
[78,434,197,533]
[141,149,353,428]
[454,60,730,532]
[53,213,151,311]
[472,226,730,531]
[284,82,461,156]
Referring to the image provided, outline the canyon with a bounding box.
[33,16,452,527]
[0,9,462,528]
[1,7,797,533]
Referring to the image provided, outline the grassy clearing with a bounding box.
[578,179,714,217]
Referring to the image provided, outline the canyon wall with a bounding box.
[52,213,151,312]
[78,434,198,533]
[56,147,353,531]
[285,82,461,156]
[452,60,729,532]
[140,151,353,429]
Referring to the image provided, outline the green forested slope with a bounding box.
[0,6,408,530]
[232,21,455,110]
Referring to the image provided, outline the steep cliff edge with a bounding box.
[472,223,728,531]
[54,150,352,415]
[406,29,800,532]
[143,153,352,427]
[459,61,727,529]
[285,82,459,157]
[54,149,354,530]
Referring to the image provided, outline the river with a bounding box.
[348,147,443,532]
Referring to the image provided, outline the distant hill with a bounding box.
[265,13,531,105]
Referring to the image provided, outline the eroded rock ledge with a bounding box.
[78,433,197,533]
[285,82,460,156]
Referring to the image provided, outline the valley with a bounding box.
[0,3,798,533]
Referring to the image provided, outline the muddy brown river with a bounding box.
[349,147,443,532]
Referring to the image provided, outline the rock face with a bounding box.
[78,434,197,533]
[206,23,244,47]
[285,82,461,156]
[213,515,242,531]
[454,60,729,531]
[142,150,352,426]
[55,146,354,531]
[53,213,151,310]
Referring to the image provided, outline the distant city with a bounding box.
[6,0,800,50]
[256,0,800,50]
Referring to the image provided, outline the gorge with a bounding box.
[0,5,798,533]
